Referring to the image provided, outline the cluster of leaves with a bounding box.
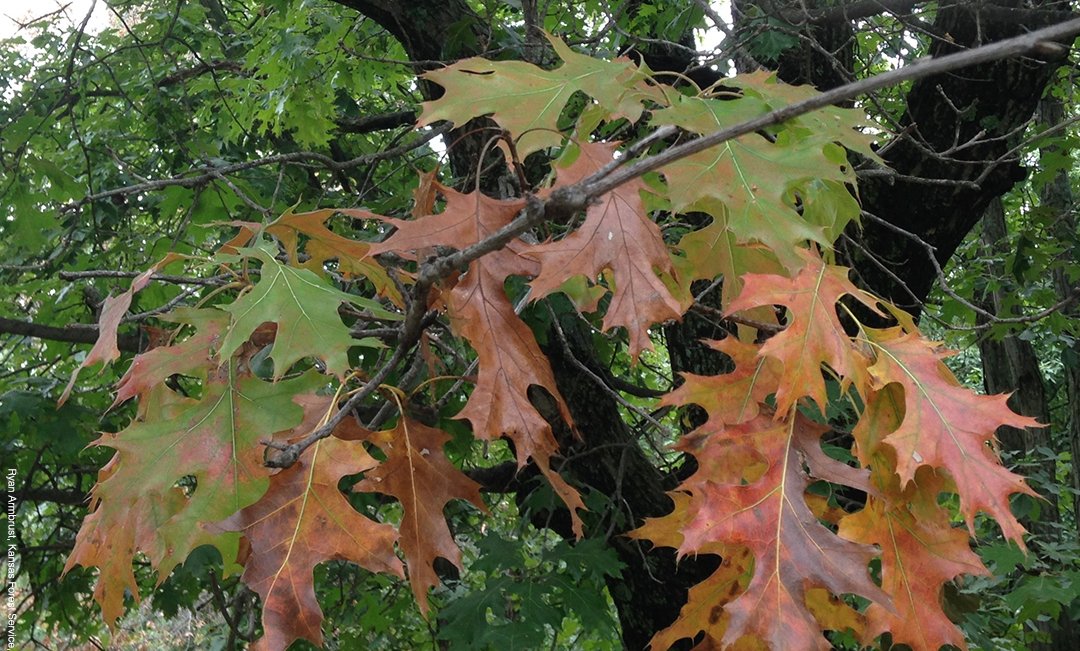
[61,32,1039,651]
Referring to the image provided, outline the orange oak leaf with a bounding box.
[673,414,889,651]
[726,249,883,414]
[661,336,782,428]
[371,188,585,535]
[865,328,1038,545]
[448,258,586,536]
[633,497,863,650]
[839,467,988,651]
[218,220,263,254]
[629,491,696,551]
[216,434,404,651]
[354,416,486,615]
[523,142,683,358]
[265,207,398,302]
[59,252,186,405]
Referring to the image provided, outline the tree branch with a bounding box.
[335,110,417,134]
[582,16,1080,200]
[261,15,1080,469]
[59,122,451,211]
[0,317,142,352]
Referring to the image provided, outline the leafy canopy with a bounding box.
[49,30,1039,651]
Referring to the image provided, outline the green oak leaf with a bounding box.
[219,246,398,377]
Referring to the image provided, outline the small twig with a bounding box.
[690,303,784,334]
[60,123,452,211]
[58,270,230,286]
[860,210,1080,328]
[546,303,675,437]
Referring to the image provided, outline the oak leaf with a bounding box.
[371,187,586,535]
[524,142,683,358]
[671,199,784,310]
[419,33,659,158]
[112,307,229,410]
[59,253,185,405]
[839,467,988,651]
[726,71,879,161]
[654,96,843,272]
[726,249,883,414]
[675,415,889,651]
[218,246,397,378]
[661,336,782,428]
[865,328,1038,545]
[265,207,398,301]
[61,455,183,627]
[216,434,404,651]
[355,416,486,614]
[64,370,321,624]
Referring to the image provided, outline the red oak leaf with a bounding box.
[523,142,683,359]
[371,187,586,535]
[656,412,888,651]
[839,467,988,651]
[726,248,883,414]
[354,416,486,614]
[216,435,404,651]
[865,328,1038,545]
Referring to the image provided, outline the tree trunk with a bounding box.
[1038,96,1080,539]
[975,198,1060,538]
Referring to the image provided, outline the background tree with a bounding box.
[1,1,1078,649]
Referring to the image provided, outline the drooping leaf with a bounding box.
[635,410,887,651]
[64,369,321,624]
[678,415,888,650]
[726,249,884,414]
[371,187,586,535]
[523,142,683,358]
[216,434,404,651]
[864,327,1039,545]
[59,253,186,405]
[355,416,486,614]
[839,467,988,651]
